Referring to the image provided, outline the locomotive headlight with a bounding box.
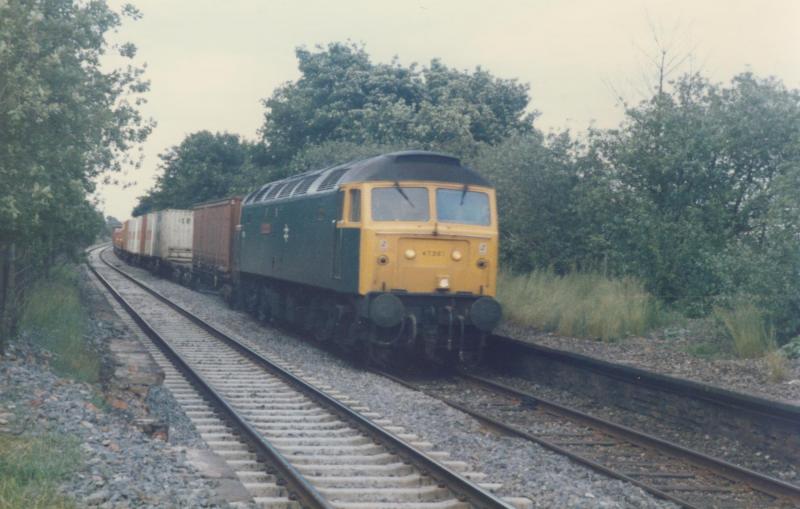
[404,249,416,260]
[451,249,462,261]
[438,277,450,289]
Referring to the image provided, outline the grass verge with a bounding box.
[764,351,790,383]
[713,302,775,359]
[498,270,664,341]
[17,265,99,383]
[0,433,80,509]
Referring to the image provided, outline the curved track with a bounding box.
[89,247,519,509]
[374,368,800,509]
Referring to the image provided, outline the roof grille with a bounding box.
[394,153,460,166]
[278,180,301,198]
[317,167,348,191]
[253,185,272,202]
[265,182,285,199]
[293,174,319,195]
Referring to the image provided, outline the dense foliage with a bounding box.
[132,131,254,215]
[258,42,534,165]
[0,0,151,261]
[136,43,800,341]
[480,73,800,339]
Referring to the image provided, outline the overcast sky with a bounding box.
[98,0,800,220]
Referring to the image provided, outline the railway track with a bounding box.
[486,335,800,465]
[374,369,800,509]
[88,247,525,509]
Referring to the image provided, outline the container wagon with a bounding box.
[136,209,193,281]
[123,216,143,260]
[192,197,242,299]
[112,224,126,253]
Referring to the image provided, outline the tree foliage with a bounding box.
[0,0,151,259]
[133,131,255,215]
[593,73,800,314]
[476,132,589,273]
[259,42,533,166]
[480,72,800,337]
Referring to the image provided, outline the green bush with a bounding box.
[0,434,80,509]
[18,266,99,382]
[780,336,800,359]
[498,270,663,341]
[714,302,775,358]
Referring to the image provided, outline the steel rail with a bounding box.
[97,248,514,509]
[88,254,333,509]
[489,334,800,424]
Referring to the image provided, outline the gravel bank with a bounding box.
[108,252,676,508]
[497,323,800,406]
[80,265,208,449]
[0,343,227,508]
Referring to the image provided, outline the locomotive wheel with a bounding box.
[311,306,336,343]
[257,287,271,323]
[366,341,394,366]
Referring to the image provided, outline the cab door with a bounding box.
[331,191,344,279]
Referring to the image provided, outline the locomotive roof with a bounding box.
[243,150,492,206]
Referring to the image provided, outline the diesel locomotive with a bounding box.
[116,151,502,364]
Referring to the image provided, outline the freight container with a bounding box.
[142,211,159,258]
[112,226,125,251]
[193,197,242,287]
[154,209,193,263]
[125,216,142,255]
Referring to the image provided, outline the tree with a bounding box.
[134,131,254,214]
[590,73,800,325]
[258,42,534,166]
[475,132,589,273]
[0,0,152,246]
[0,0,150,348]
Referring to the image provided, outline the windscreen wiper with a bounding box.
[394,181,415,208]
[460,183,469,205]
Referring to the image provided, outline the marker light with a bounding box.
[451,250,462,261]
[438,277,450,289]
[404,249,416,259]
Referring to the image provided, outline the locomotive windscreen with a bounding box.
[371,187,430,221]
[436,188,491,225]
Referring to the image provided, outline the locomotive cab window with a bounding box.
[371,187,429,221]
[348,189,361,222]
[436,188,491,226]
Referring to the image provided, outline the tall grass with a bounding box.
[498,270,663,341]
[18,266,99,383]
[714,302,775,358]
[0,434,80,508]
